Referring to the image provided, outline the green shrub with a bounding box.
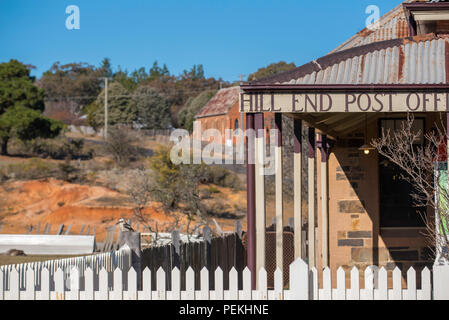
[203,166,242,190]
[208,186,220,194]
[27,136,92,160]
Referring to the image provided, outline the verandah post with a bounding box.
[293,119,303,260]
[254,113,266,288]
[274,113,284,274]
[318,134,329,267]
[245,113,256,289]
[308,127,316,268]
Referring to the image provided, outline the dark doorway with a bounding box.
[378,118,426,228]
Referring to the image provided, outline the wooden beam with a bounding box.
[254,113,266,288]
[293,114,339,139]
[293,119,302,260]
[274,113,283,273]
[308,127,316,268]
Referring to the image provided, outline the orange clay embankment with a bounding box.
[0,179,183,241]
[0,179,247,242]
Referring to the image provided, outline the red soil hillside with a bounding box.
[0,179,179,241]
[0,179,246,242]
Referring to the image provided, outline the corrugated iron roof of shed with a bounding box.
[195,86,240,118]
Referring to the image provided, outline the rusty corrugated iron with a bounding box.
[283,35,448,85]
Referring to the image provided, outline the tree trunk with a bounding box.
[1,138,8,156]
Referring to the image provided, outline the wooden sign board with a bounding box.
[240,92,449,113]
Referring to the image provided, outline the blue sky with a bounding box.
[0,0,402,82]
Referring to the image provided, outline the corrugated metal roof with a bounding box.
[195,86,240,118]
[282,36,448,85]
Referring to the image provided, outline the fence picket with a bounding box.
[83,268,94,300]
[320,267,332,300]
[23,268,35,300]
[289,259,309,300]
[69,267,80,301]
[421,267,431,300]
[96,268,108,300]
[377,267,388,300]
[112,268,123,300]
[185,267,195,300]
[200,267,209,300]
[156,267,166,300]
[241,267,251,300]
[228,267,238,300]
[8,268,20,300]
[334,267,345,300]
[171,267,180,300]
[54,268,64,300]
[258,268,268,300]
[126,268,137,300]
[273,268,283,300]
[214,267,223,300]
[391,267,402,300]
[140,268,151,300]
[406,267,416,300]
[38,267,50,300]
[348,267,359,300]
[363,267,374,300]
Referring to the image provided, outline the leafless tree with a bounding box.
[371,113,449,263]
[126,168,211,245]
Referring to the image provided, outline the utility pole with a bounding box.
[103,77,109,139]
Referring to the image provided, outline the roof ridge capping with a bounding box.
[247,33,447,85]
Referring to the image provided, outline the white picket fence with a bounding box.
[2,257,449,300]
[0,245,132,299]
